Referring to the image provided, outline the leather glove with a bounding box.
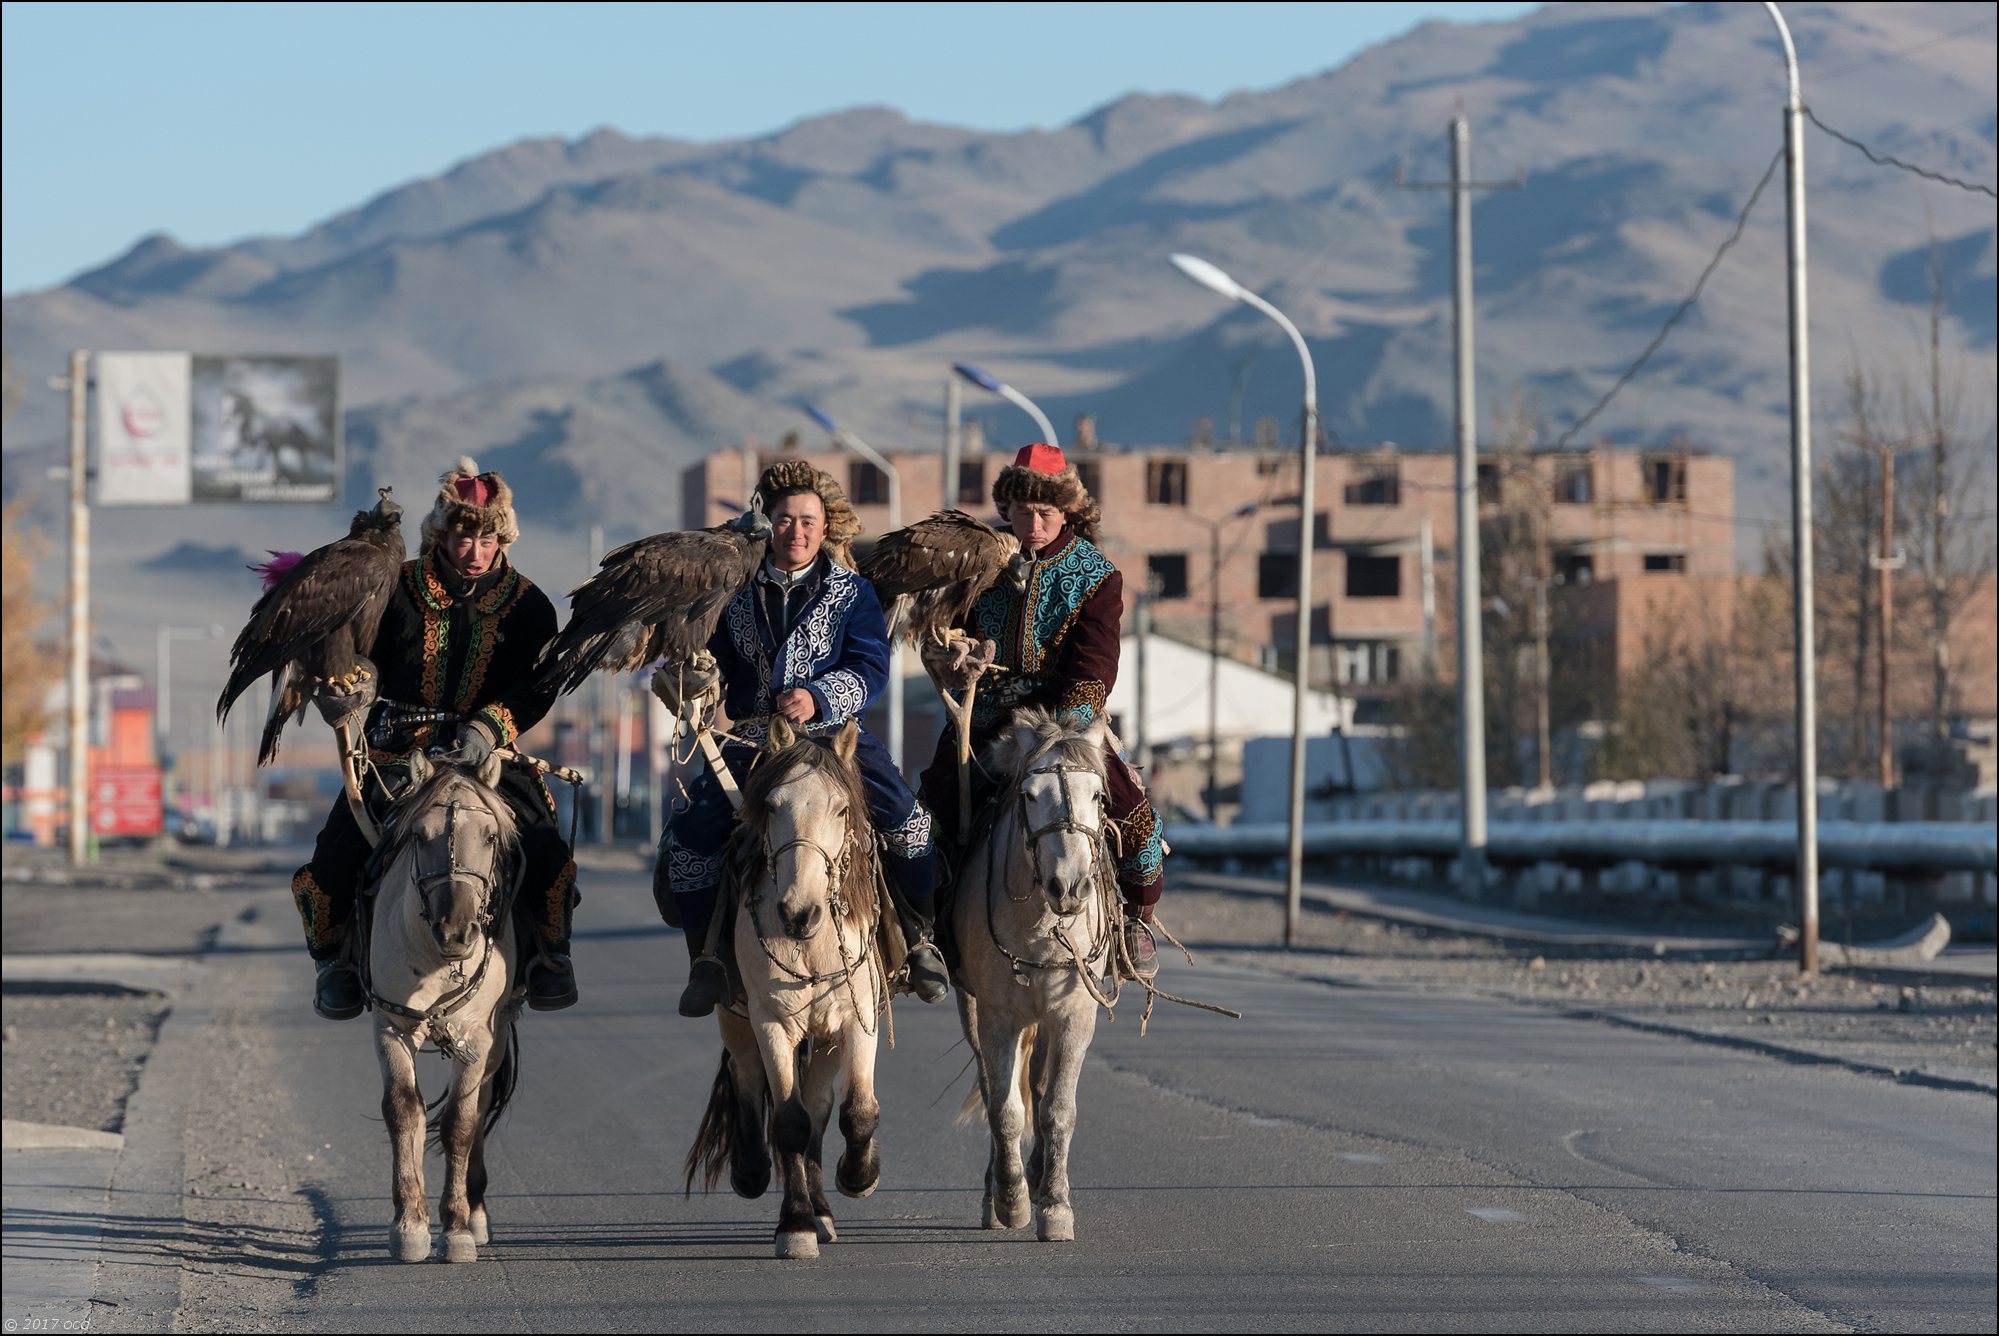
[922,635,997,693]
[650,652,721,717]
[440,719,496,767]
[312,659,378,729]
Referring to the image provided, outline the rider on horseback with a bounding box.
[656,459,951,1018]
[293,457,580,1020]
[918,443,1165,980]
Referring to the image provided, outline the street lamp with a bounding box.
[1185,502,1261,823]
[804,404,905,767]
[952,362,1060,448]
[1168,252,1319,947]
[1762,0,1819,974]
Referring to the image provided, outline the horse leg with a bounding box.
[375,1025,431,1262]
[760,1028,819,1260]
[977,1007,1032,1230]
[1025,1021,1050,1199]
[833,1018,882,1202]
[1032,1009,1096,1243]
[801,1042,841,1241]
[467,1115,491,1246]
[438,1054,486,1263]
[717,1010,772,1199]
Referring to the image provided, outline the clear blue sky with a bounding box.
[1,1,1540,295]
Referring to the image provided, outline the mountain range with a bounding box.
[3,0,1993,671]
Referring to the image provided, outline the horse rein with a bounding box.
[985,751,1116,981]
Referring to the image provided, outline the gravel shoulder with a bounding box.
[1158,879,1998,1093]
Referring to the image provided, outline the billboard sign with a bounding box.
[92,766,163,839]
[95,353,341,505]
[96,353,193,504]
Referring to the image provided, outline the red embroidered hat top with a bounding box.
[1012,443,1068,474]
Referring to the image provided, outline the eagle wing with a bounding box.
[861,510,1019,644]
[218,529,403,731]
[537,524,767,695]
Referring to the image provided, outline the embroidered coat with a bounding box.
[363,551,560,754]
[965,526,1122,730]
[708,556,890,739]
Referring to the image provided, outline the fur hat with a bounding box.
[420,455,520,555]
[754,457,861,570]
[991,443,1100,543]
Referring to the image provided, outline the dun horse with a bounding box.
[953,707,1117,1243]
[364,750,524,1263]
[685,717,889,1260]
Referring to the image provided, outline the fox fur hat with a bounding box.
[991,443,1100,543]
[421,455,520,555]
[754,457,861,570]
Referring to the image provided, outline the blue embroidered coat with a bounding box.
[708,556,889,737]
[965,527,1123,730]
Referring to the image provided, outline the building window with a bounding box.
[1146,458,1189,506]
[1148,553,1189,599]
[1257,552,1298,599]
[1643,553,1686,574]
[1076,460,1102,500]
[850,460,888,506]
[1256,455,1291,478]
[1554,551,1595,586]
[1346,554,1400,599]
[1476,462,1501,505]
[1644,457,1688,504]
[1336,641,1403,686]
[1554,462,1592,504]
[1344,468,1401,506]
[956,459,985,506]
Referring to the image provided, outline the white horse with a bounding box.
[953,706,1118,1243]
[684,717,889,1260]
[363,749,523,1264]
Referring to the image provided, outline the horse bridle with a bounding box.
[749,829,856,931]
[410,799,513,941]
[1012,753,1110,905]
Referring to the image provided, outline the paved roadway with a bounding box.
[26,866,1999,1332]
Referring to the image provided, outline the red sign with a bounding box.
[92,766,163,838]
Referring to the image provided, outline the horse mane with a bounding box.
[986,705,1107,784]
[374,761,519,872]
[724,735,875,925]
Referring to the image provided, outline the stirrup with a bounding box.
[313,958,364,1021]
[679,954,731,1019]
[902,938,950,1004]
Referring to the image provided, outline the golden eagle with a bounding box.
[861,509,1023,648]
[216,488,405,763]
[536,509,771,694]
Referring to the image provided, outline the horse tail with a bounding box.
[421,1024,521,1150]
[956,1020,1038,1127]
[684,1049,742,1196]
[482,1023,521,1139]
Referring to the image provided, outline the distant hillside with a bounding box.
[4,0,1993,667]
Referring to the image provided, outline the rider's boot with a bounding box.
[678,892,734,1019]
[1118,905,1160,982]
[526,864,580,1011]
[313,955,365,1020]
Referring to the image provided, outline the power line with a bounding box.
[1804,106,1999,199]
[1812,13,1998,82]
[1552,147,1786,450]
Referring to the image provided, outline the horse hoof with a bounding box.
[390,1225,431,1263]
[836,1151,880,1199]
[815,1214,838,1243]
[1037,1207,1076,1242]
[470,1207,490,1246]
[443,1231,478,1264]
[775,1230,820,1260]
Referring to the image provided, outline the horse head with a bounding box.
[992,708,1111,917]
[744,717,864,942]
[393,749,517,962]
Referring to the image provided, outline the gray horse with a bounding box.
[953,706,1118,1243]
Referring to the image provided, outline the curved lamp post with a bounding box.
[1168,253,1319,947]
[804,404,905,767]
[1762,0,1818,974]
[952,362,1060,448]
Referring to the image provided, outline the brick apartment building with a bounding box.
[684,440,1736,717]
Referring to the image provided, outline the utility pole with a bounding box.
[590,523,613,843]
[1871,445,1904,789]
[1134,575,1155,777]
[65,350,91,866]
[1399,114,1521,899]
[943,375,962,510]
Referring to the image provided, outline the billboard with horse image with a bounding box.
[189,355,341,503]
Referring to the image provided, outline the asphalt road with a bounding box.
[12,865,1997,1333]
